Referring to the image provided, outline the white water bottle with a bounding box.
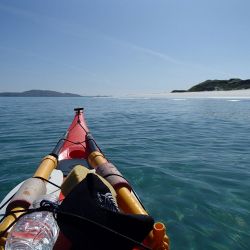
[5,194,59,250]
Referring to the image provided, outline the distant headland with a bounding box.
[172,79,250,93]
[0,90,82,97]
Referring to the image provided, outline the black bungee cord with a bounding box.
[0,200,152,250]
[0,112,152,249]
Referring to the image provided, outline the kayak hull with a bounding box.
[0,108,169,250]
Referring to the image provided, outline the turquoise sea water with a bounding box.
[0,97,249,249]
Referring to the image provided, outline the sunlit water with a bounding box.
[0,97,249,249]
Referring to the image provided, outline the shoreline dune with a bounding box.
[129,89,250,99]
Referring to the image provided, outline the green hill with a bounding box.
[172,79,250,93]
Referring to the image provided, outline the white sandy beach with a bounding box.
[128,89,250,99]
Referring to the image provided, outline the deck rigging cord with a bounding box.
[0,177,62,224]
[33,176,62,189]
[0,176,151,249]
[74,114,147,211]
[0,194,15,224]
[55,138,87,150]
[0,201,152,250]
[0,109,154,249]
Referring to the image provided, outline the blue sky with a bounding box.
[0,0,250,95]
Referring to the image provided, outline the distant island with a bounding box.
[0,90,82,97]
[172,78,250,93]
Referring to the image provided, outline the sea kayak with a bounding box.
[0,108,169,250]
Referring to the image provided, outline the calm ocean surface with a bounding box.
[0,97,249,249]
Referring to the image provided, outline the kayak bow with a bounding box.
[0,108,169,250]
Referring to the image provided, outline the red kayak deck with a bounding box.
[58,109,89,161]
